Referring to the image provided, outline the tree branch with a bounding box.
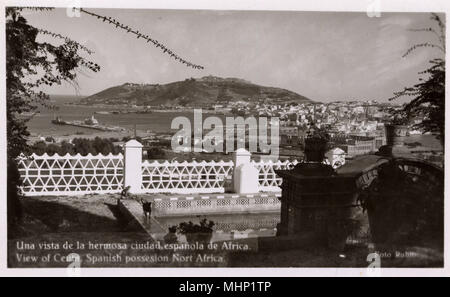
[78,8,205,70]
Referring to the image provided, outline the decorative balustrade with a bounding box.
[141,160,234,194]
[155,211,280,232]
[18,144,441,198]
[252,160,299,192]
[151,193,281,216]
[17,140,299,196]
[17,153,124,196]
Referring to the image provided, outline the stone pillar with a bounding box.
[233,148,259,194]
[123,139,143,194]
[276,163,360,250]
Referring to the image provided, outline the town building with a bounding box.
[325,147,346,168]
[332,135,378,158]
[280,126,300,146]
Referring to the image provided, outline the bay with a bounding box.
[26,95,222,138]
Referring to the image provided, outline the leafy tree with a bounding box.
[6,7,100,158]
[6,7,202,235]
[29,137,121,155]
[147,147,166,160]
[390,13,445,145]
[6,7,99,233]
[7,158,22,231]
[122,136,143,143]
[45,136,55,143]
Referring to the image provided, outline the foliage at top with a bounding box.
[78,8,204,69]
[6,7,100,158]
[386,107,410,125]
[390,13,445,145]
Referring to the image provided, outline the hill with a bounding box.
[81,76,313,106]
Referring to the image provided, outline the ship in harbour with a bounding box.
[51,115,66,125]
[50,114,127,132]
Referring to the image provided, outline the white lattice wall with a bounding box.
[252,159,299,192]
[17,148,297,196]
[17,153,124,196]
[141,160,234,194]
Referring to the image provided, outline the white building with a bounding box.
[325,147,346,169]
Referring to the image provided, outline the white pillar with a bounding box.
[233,148,259,194]
[234,148,251,168]
[123,140,143,194]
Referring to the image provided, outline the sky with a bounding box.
[23,8,445,102]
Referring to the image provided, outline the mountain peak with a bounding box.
[82,76,313,106]
[197,76,251,84]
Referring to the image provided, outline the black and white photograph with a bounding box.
[1,0,448,278]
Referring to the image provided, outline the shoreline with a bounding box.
[65,103,232,115]
[27,129,155,144]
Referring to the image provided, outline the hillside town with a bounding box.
[207,99,443,167]
[34,97,444,170]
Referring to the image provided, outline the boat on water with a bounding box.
[51,116,66,125]
[50,114,126,132]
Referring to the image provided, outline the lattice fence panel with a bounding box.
[17,153,123,196]
[252,160,299,191]
[141,160,234,194]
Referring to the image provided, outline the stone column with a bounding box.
[123,139,143,194]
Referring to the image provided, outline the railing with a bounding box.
[151,193,281,217]
[141,160,234,194]
[19,142,440,198]
[17,153,124,196]
[252,160,299,192]
[17,141,301,196]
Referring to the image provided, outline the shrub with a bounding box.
[175,218,215,235]
[147,147,166,160]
